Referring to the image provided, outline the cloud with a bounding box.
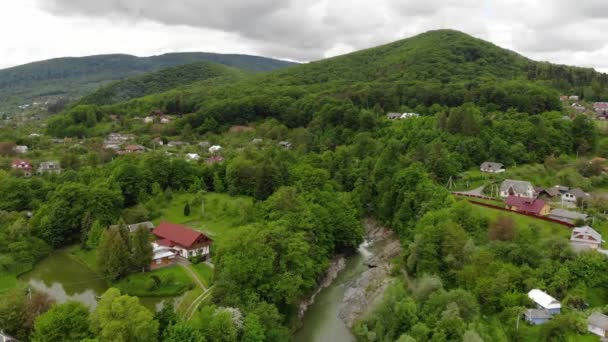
[1,0,607,73]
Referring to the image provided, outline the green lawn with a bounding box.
[468,201,571,239]
[0,261,35,294]
[115,266,193,297]
[176,286,203,317]
[155,192,254,242]
[67,245,98,272]
[189,263,214,288]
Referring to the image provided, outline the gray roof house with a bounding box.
[561,188,590,203]
[588,312,608,338]
[127,221,155,233]
[37,161,61,175]
[548,209,588,224]
[387,112,402,120]
[480,162,505,173]
[279,141,292,149]
[500,180,535,198]
[570,226,602,251]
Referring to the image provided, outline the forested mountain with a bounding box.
[50,29,607,137]
[0,52,296,110]
[78,62,247,106]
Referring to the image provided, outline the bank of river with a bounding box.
[293,219,400,342]
[19,248,176,311]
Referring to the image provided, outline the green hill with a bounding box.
[78,62,246,106]
[0,52,296,111]
[49,30,608,136]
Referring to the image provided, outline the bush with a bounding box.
[189,255,202,264]
[145,278,158,291]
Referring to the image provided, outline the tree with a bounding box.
[164,322,206,342]
[242,313,265,342]
[97,227,130,281]
[89,288,159,341]
[213,172,225,192]
[0,287,54,341]
[86,220,104,249]
[155,302,177,341]
[184,202,191,216]
[488,216,516,241]
[131,225,153,272]
[32,301,91,342]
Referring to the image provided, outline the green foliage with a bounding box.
[32,301,91,342]
[184,202,191,216]
[97,226,130,281]
[89,288,159,341]
[130,225,153,272]
[164,322,206,342]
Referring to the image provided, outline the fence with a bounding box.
[467,200,575,228]
[451,192,497,201]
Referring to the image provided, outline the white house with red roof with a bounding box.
[150,222,212,266]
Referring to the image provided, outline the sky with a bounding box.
[2,0,608,72]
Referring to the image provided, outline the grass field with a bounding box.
[68,245,98,272]
[189,263,214,288]
[115,266,192,297]
[176,286,203,316]
[155,192,254,242]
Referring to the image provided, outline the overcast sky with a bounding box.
[2,0,608,72]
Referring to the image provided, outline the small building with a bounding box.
[123,144,145,153]
[198,141,210,148]
[538,187,561,199]
[594,102,608,112]
[569,95,579,101]
[186,153,200,161]
[387,112,401,120]
[168,141,187,147]
[400,112,420,119]
[561,188,590,203]
[505,196,550,216]
[524,308,552,325]
[206,155,225,164]
[279,141,292,149]
[500,180,535,198]
[251,138,263,144]
[528,289,561,315]
[480,162,505,173]
[559,95,569,101]
[571,103,586,112]
[152,222,212,260]
[548,208,588,224]
[11,159,32,177]
[209,145,222,154]
[127,221,155,233]
[160,116,171,124]
[143,116,154,124]
[588,312,608,338]
[13,145,28,154]
[570,225,603,251]
[151,245,177,268]
[37,161,61,175]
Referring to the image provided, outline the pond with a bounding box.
[292,241,373,342]
[19,248,176,311]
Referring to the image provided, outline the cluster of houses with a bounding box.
[524,288,608,338]
[11,159,61,177]
[102,133,141,153]
[386,112,421,120]
[560,95,579,102]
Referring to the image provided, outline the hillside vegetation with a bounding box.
[0,52,296,110]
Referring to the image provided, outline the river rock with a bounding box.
[297,256,346,318]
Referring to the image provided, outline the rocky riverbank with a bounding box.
[339,218,401,328]
[297,256,346,318]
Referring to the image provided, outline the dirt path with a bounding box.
[179,263,207,291]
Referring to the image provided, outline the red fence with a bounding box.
[467,200,575,228]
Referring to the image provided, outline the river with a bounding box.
[293,241,374,342]
[19,248,175,311]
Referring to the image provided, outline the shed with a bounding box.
[386,112,401,120]
[548,209,588,224]
[588,312,608,338]
[127,221,155,233]
[528,289,561,315]
[480,162,505,173]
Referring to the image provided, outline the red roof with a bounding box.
[594,102,608,109]
[152,222,211,249]
[505,196,547,215]
[11,159,32,169]
[206,155,225,164]
[156,239,174,247]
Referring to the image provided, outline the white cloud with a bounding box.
[1,0,608,73]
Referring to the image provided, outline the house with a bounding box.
[160,116,171,124]
[251,138,263,144]
[387,112,401,120]
[168,141,187,147]
[143,116,154,124]
[569,95,579,101]
[401,112,420,119]
[206,155,225,164]
[279,141,292,149]
[571,103,586,112]
[198,141,210,148]
[559,95,568,101]
[123,144,145,153]
[126,221,155,233]
[11,159,32,177]
[548,208,588,224]
[505,196,550,216]
[13,145,28,154]
[561,188,590,203]
[588,312,608,338]
[480,162,505,173]
[594,102,608,114]
[570,225,603,251]
[151,245,177,267]
[152,137,164,146]
[538,187,561,199]
[186,153,200,161]
[208,145,222,154]
[29,133,42,137]
[152,222,212,261]
[528,289,561,315]
[524,308,552,325]
[500,180,535,198]
[37,161,61,175]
